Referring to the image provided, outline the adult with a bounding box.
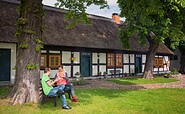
[41,67,71,109]
[56,65,78,102]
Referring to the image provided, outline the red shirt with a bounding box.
[56,72,67,85]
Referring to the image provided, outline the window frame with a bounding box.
[49,54,61,68]
[107,53,123,68]
[107,53,115,68]
[40,54,47,68]
[116,54,123,68]
[154,57,164,68]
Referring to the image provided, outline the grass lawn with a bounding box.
[108,77,179,85]
[0,87,185,114]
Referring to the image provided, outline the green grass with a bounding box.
[108,77,179,85]
[0,87,185,114]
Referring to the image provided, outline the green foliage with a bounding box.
[119,27,130,49]
[15,31,20,37]
[35,38,42,44]
[173,68,179,74]
[23,29,36,35]
[16,18,27,26]
[26,62,37,70]
[55,0,108,28]
[18,43,28,49]
[35,44,43,53]
[118,0,185,48]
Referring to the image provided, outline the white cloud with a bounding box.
[107,0,118,6]
[42,0,123,20]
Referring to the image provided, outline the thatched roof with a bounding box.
[0,0,173,55]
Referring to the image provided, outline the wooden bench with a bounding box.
[39,84,71,107]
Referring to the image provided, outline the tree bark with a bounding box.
[179,48,185,74]
[9,0,43,105]
[143,40,160,79]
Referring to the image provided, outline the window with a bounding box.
[154,57,164,68]
[154,58,158,67]
[158,58,164,67]
[107,53,123,68]
[116,54,123,67]
[107,53,115,68]
[40,54,47,68]
[49,55,61,68]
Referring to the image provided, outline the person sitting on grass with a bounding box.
[41,67,71,110]
[55,65,78,102]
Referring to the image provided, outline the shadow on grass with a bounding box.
[0,83,146,109]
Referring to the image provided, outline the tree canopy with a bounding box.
[118,0,185,79]
[55,0,108,28]
[118,0,185,48]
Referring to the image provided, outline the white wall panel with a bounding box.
[99,53,106,63]
[62,51,71,63]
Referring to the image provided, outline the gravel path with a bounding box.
[75,75,185,90]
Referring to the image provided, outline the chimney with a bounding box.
[112,13,120,24]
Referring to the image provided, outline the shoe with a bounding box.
[57,90,65,96]
[63,105,72,110]
[72,96,78,102]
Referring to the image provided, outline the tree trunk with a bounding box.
[179,49,185,74]
[9,0,43,105]
[143,41,160,79]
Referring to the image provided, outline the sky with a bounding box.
[42,0,124,20]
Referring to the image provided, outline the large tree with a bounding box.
[10,0,107,105]
[118,0,185,79]
[179,41,185,74]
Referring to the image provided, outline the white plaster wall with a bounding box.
[130,65,135,73]
[40,69,58,79]
[41,50,47,53]
[159,68,163,71]
[107,68,114,75]
[92,53,98,64]
[164,56,169,63]
[123,54,129,63]
[116,68,122,73]
[99,53,106,63]
[62,51,71,63]
[130,54,135,63]
[73,66,80,77]
[92,65,98,75]
[49,50,60,54]
[124,65,129,73]
[100,65,106,74]
[164,65,168,71]
[142,55,146,63]
[40,70,44,78]
[63,66,71,77]
[142,65,145,72]
[0,43,16,84]
[73,52,80,64]
[154,68,158,71]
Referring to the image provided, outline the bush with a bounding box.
[173,68,179,74]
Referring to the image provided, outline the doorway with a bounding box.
[0,49,11,81]
[135,55,142,73]
[80,52,91,76]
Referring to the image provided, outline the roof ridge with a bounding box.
[0,0,116,23]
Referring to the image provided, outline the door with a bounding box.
[80,52,91,77]
[0,49,11,81]
[135,55,142,73]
